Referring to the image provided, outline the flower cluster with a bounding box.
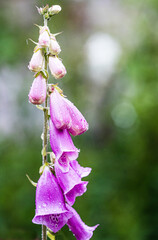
[28,4,98,240]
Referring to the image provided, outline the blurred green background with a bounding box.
[0,0,158,239]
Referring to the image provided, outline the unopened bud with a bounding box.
[39,26,50,48]
[49,56,66,79]
[48,5,62,16]
[37,5,49,15]
[29,74,46,105]
[28,47,44,72]
[49,35,61,55]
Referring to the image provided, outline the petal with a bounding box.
[64,98,89,136]
[33,212,72,233]
[66,205,99,240]
[34,166,67,216]
[32,166,72,233]
[70,160,92,178]
[55,162,88,206]
[49,119,79,165]
[50,89,71,129]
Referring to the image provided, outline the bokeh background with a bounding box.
[0,0,158,239]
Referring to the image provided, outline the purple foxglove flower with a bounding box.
[66,205,99,240]
[32,166,72,233]
[49,88,88,136]
[63,98,89,136]
[49,119,79,172]
[50,88,71,129]
[39,26,50,47]
[49,35,61,55]
[55,161,88,206]
[28,74,46,105]
[28,48,44,72]
[70,160,92,178]
[49,56,66,79]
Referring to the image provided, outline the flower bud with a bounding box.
[29,74,46,105]
[49,56,66,79]
[38,26,50,48]
[28,48,44,72]
[48,5,62,15]
[49,35,61,55]
[37,5,49,15]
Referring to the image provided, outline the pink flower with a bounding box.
[38,26,50,48]
[49,119,79,172]
[50,88,71,129]
[49,56,66,79]
[28,74,46,105]
[50,88,89,136]
[66,205,99,240]
[32,166,72,233]
[28,48,44,72]
[55,161,88,206]
[49,35,61,55]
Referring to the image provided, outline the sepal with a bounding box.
[26,174,37,187]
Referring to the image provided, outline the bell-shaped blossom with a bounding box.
[28,48,44,72]
[28,74,46,105]
[66,205,99,240]
[49,35,61,55]
[64,98,89,136]
[49,119,79,172]
[70,160,92,178]
[50,88,71,129]
[50,88,89,136]
[39,26,50,47]
[32,166,72,233]
[55,161,88,206]
[49,56,66,79]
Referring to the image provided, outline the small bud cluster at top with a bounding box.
[27,4,98,240]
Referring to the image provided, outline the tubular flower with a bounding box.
[32,166,72,233]
[50,88,89,136]
[38,26,50,47]
[49,35,61,55]
[28,48,44,72]
[66,205,99,240]
[49,56,66,79]
[70,160,92,178]
[64,98,89,136]
[55,161,88,206]
[49,119,79,172]
[28,74,46,105]
[50,88,71,129]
